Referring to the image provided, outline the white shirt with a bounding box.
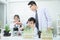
[38,8,51,31]
[10,22,23,36]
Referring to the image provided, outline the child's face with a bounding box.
[14,16,19,22]
[27,21,35,27]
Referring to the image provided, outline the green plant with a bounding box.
[5,24,10,32]
[0,29,1,33]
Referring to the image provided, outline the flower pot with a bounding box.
[0,29,1,33]
[3,30,11,36]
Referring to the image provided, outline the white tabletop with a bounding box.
[1,36,41,40]
[0,29,60,40]
[0,29,41,40]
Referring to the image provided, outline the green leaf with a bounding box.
[5,24,10,32]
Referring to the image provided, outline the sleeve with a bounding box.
[44,8,52,27]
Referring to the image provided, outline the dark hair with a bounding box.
[28,17,36,23]
[14,15,20,22]
[28,1,37,6]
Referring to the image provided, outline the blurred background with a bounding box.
[0,0,60,40]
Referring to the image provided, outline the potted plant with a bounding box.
[4,24,11,36]
[0,29,1,33]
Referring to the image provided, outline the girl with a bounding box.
[10,15,23,36]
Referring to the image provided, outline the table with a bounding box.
[0,36,41,40]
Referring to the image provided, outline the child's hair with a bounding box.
[14,15,20,22]
[27,17,36,23]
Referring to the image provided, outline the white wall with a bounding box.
[7,2,30,25]
[6,1,60,25]
[6,0,60,2]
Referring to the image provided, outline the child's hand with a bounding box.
[15,22,22,25]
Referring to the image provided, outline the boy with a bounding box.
[23,17,37,38]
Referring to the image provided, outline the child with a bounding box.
[10,15,23,36]
[23,17,37,38]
